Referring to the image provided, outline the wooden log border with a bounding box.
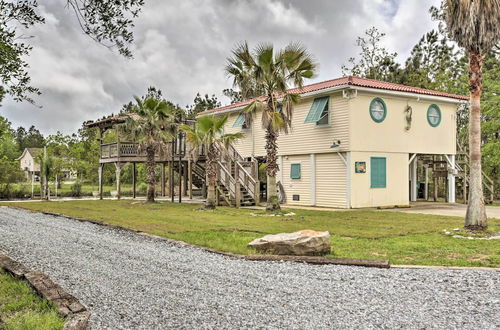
[16,207,391,269]
[0,254,90,330]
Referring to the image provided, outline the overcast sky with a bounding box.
[1,0,440,135]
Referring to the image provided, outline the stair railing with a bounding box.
[457,142,495,202]
[216,160,237,205]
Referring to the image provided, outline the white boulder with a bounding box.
[248,230,331,256]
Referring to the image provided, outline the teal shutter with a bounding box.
[370,157,386,188]
[290,163,301,179]
[304,97,329,123]
[232,114,245,127]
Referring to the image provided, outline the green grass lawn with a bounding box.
[0,269,64,330]
[2,200,499,267]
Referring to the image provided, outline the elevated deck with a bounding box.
[100,142,202,164]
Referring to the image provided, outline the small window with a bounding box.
[427,104,441,127]
[370,157,386,188]
[290,163,301,179]
[232,113,249,129]
[369,98,387,123]
[316,102,329,126]
[304,97,329,124]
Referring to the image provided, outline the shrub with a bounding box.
[70,181,82,197]
[138,182,148,194]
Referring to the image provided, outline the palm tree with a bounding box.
[180,115,242,209]
[443,0,500,229]
[36,147,53,200]
[126,96,176,203]
[225,42,317,211]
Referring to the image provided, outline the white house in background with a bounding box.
[16,148,41,181]
[16,148,77,182]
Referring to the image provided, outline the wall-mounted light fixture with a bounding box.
[330,140,341,148]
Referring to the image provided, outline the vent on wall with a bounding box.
[292,194,300,201]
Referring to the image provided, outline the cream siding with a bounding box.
[224,113,254,156]
[315,153,347,208]
[349,151,409,208]
[349,92,457,155]
[281,154,310,205]
[224,92,350,158]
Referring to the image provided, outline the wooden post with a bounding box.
[215,185,220,206]
[115,162,122,200]
[183,161,188,197]
[170,160,174,203]
[132,162,136,199]
[99,163,104,200]
[255,181,260,205]
[178,158,182,203]
[161,163,166,197]
[235,163,241,208]
[463,165,467,204]
[188,160,193,199]
[31,171,34,199]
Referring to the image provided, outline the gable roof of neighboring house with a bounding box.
[16,148,42,161]
[198,76,468,116]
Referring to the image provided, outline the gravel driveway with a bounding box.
[0,207,498,329]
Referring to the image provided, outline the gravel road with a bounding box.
[0,207,498,329]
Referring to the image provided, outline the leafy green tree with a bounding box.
[0,115,18,159]
[0,0,144,104]
[34,148,54,200]
[0,156,24,196]
[222,88,243,104]
[181,115,242,209]
[480,53,500,198]
[401,30,467,93]
[125,96,176,203]
[187,93,221,118]
[15,125,44,151]
[342,27,402,81]
[225,42,317,211]
[443,0,500,229]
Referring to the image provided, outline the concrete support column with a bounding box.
[447,154,456,203]
[310,154,316,206]
[410,155,417,202]
[424,166,429,201]
[346,152,351,209]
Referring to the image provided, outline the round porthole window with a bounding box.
[369,98,387,123]
[427,104,441,127]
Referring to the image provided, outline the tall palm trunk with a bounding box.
[146,145,156,203]
[205,144,218,209]
[265,127,280,212]
[465,50,487,229]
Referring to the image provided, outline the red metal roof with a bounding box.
[199,76,468,115]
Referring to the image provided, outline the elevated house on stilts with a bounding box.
[199,76,494,208]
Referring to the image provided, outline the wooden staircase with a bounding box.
[455,143,495,204]
[172,143,260,207]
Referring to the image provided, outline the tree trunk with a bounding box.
[146,146,156,203]
[465,50,487,229]
[265,127,280,212]
[205,144,218,209]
